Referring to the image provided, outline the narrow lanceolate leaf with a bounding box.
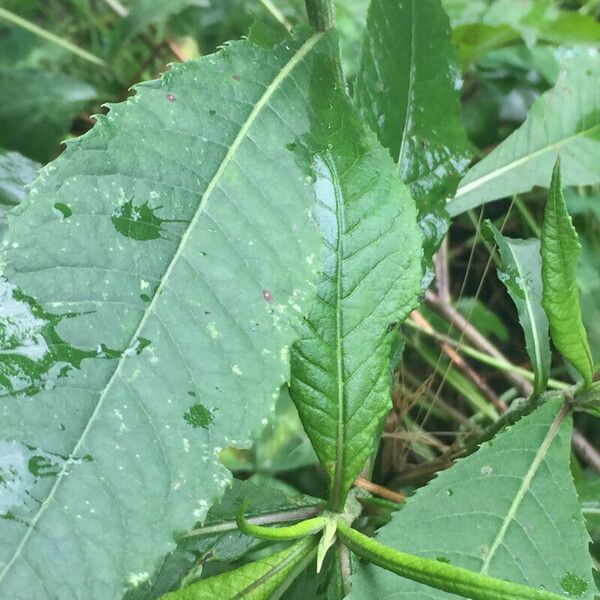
[355,0,470,257]
[0,30,338,599]
[161,536,318,600]
[449,51,600,216]
[349,399,596,599]
[541,162,595,388]
[289,58,423,512]
[484,221,550,396]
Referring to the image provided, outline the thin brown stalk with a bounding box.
[426,292,600,474]
[412,310,508,413]
[354,477,407,503]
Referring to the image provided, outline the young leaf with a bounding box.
[289,57,423,512]
[355,0,470,257]
[349,399,596,599]
[0,30,337,599]
[541,162,595,388]
[0,68,96,162]
[449,51,600,216]
[161,536,318,600]
[484,221,550,396]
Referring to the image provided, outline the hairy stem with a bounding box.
[0,7,105,66]
[305,0,336,30]
[337,521,568,600]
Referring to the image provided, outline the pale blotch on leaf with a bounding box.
[0,277,121,397]
[127,572,149,588]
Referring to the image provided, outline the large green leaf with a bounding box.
[484,221,550,396]
[349,399,596,599]
[448,52,600,216]
[0,30,341,599]
[162,536,318,600]
[289,54,423,512]
[0,68,96,162]
[541,162,595,388]
[355,0,469,258]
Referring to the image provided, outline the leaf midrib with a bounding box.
[396,0,416,174]
[235,537,317,599]
[328,149,347,512]
[454,122,600,200]
[479,403,567,573]
[0,32,323,586]
[504,240,545,395]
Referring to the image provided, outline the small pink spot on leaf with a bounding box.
[262,289,273,303]
[166,93,176,102]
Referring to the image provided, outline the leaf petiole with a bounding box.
[237,503,329,541]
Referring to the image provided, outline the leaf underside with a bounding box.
[0,30,340,599]
[349,399,596,599]
[485,221,550,396]
[449,51,600,215]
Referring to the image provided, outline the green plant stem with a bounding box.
[237,504,328,541]
[0,8,106,67]
[515,196,541,237]
[259,0,293,30]
[337,521,568,600]
[183,504,324,538]
[305,0,336,30]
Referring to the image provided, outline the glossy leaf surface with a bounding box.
[449,52,600,215]
[355,0,469,258]
[289,58,423,511]
[485,221,550,396]
[541,163,595,388]
[0,68,96,162]
[349,399,596,599]
[0,30,337,599]
[161,536,318,600]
